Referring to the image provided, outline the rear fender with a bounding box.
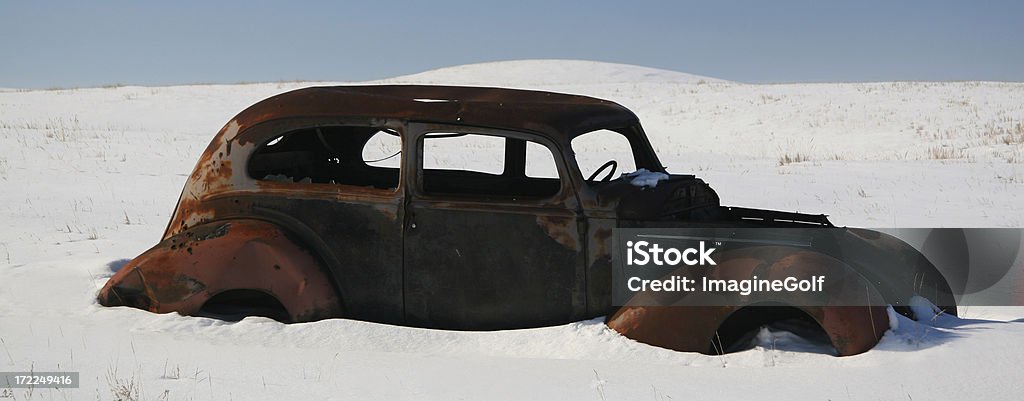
[98,219,343,321]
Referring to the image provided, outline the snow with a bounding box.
[2,60,1023,399]
[909,295,945,322]
[887,305,902,331]
[384,59,726,87]
[624,169,671,188]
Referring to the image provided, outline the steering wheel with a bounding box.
[587,160,618,182]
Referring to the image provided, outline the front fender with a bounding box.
[607,246,890,356]
[841,228,958,316]
[98,219,343,321]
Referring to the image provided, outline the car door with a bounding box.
[402,122,587,329]
[243,120,406,324]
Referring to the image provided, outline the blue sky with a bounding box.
[1,1,1021,88]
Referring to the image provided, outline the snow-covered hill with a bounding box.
[1,60,1023,400]
[382,59,727,86]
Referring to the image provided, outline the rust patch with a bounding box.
[175,274,208,294]
[536,215,579,251]
[196,223,231,241]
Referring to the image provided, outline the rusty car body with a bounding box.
[99,85,956,356]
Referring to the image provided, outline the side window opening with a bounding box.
[422,133,505,174]
[420,133,560,199]
[571,129,638,182]
[248,126,401,190]
[526,141,559,179]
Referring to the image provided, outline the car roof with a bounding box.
[229,85,640,141]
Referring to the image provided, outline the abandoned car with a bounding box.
[98,85,956,356]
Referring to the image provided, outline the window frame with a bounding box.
[407,122,574,205]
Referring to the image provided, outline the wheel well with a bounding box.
[198,289,291,323]
[710,303,832,355]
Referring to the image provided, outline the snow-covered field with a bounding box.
[1,60,1023,400]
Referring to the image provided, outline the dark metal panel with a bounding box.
[403,205,584,329]
[585,217,616,316]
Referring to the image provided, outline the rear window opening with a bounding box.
[420,132,561,199]
[248,126,401,190]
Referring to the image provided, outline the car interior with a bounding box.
[247,126,563,199]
